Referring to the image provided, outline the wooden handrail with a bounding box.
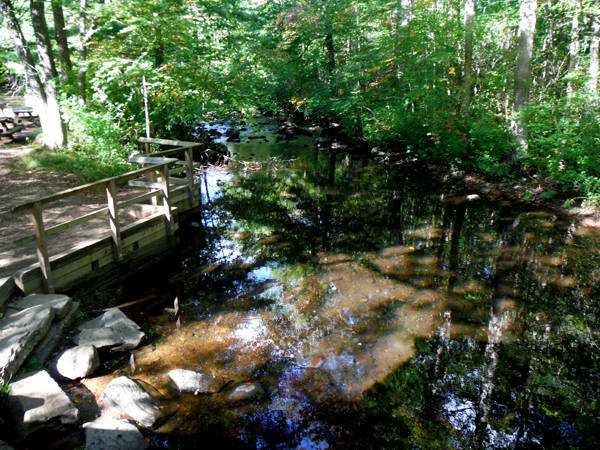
[139,137,197,146]
[11,160,178,213]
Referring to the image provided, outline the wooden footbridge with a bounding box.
[10,138,204,295]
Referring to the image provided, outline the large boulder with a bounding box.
[102,377,160,428]
[56,345,100,380]
[31,301,81,365]
[166,369,228,394]
[9,294,73,321]
[0,306,54,385]
[82,419,149,450]
[75,308,144,352]
[5,370,79,443]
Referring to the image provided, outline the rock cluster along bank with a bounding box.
[0,295,262,450]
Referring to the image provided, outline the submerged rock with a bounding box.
[166,369,228,394]
[225,383,262,402]
[102,377,160,428]
[75,308,144,352]
[5,370,79,443]
[56,344,100,380]
[83,419,149,450]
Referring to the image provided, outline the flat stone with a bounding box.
[56,345,100,380]
[0,306,54,385]
[83,419,149,450]
[225,383,262,402]
[102,377,160,428]
[75,308,144,352]
[31,301,81,365]
[10,294,73,321]
[6,370,79,443]
[166,369,228,394]
[0,277,15,307]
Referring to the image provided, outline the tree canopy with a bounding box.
[1,0,599,203]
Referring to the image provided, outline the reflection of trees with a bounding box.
[204,156,600,448]
[474,206,514,443]
[214,155,443,262]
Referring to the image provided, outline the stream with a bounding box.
[102,117,600,449]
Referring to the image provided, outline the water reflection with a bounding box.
[114,119,600,449]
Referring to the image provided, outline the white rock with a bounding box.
[56,344,100,380]
[75,308,144,352]
[0,306,54,385]
[166,369,228,394]
[102,377,160,428]
[5,370,79,443]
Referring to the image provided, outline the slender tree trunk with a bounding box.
[567,0,580,97]
[510,0,538,162]
[588,15,599,94]
[462,0,475,108]
[0,0,47,103]
[401,0,412,26]
[30,0,59,81]
[52,0,72,84]
[78,0,88,103]
[30,0,67,148]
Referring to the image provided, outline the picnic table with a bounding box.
[12,106,35,117]
[0,116,24,139]
[11,106,36,124]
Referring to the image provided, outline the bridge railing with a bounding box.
[11,137,201,294]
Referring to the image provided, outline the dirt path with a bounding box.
[0,95,143,280]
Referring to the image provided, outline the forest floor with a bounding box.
[2,94,599,282]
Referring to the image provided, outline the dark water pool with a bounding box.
[110,118,600,449]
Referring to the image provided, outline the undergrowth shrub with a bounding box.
[60,95,134,178]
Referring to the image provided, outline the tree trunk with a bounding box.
[567,0,580,97]
[78,0,88,103]
[0,0,67,149]
[510,0,538,162]
[462,0,475,108]
[52,0,72,84]
[588,15,599,94]
[401,0,412,26]
[30,0,67,148]
[30,0,59,81]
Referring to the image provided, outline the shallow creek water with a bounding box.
[91,119,600,449]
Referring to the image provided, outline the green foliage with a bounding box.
[61,95,134,174]
[0,382,10,404]
[18,355,43,374]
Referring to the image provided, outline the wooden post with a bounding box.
[31,202,54,293]
[185,146,195,204]
[160,163,174,236]
[144,167,159,206]
[106,179,123,262]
